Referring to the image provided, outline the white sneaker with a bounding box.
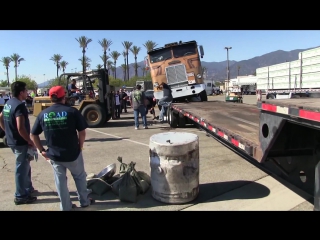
[135,127,139,130]
[143,126,148,129]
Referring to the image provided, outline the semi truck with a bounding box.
[165,98,320,210]
[144,40,207,102]
[256,46,320,99]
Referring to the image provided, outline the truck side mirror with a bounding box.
[199,45,204,58]
[144,56,149,67]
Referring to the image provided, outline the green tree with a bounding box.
[10,53,25,81]
[109,51,121,79]
[79,56,91,71]
[130,46,141,77]
[121,51,127,81]
[17,75,38,90]
[0,80,8,87]
[0,57,12,87]
[96,64,103,70]
[60,61,69,74]
[143,40,158,52]
[122,41,133,81]
[47,76,68,88]
[75,36,92,74]
[98,38,112,71]
[50,54,63,77]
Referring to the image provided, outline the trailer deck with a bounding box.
[172,101,261,160]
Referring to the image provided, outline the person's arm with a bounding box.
[0,112,4,131]
[15,104,34,146]
[30,115,48,159]
[74,109,88,150]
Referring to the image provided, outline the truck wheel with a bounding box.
[168,108,178,128]
[3,135,7,147]
[200,90,208,101]
[178,113,186,128]
[81,104,107,128]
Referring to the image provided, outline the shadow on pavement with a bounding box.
[85,180,270,211]
[85,138,129,142]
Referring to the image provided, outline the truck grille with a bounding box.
[165,64,188,85]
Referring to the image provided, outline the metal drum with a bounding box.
[149,132,199,204]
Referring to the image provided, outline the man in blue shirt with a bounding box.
[30,86,93,211]
[68,79,83,103]
[0,81,37,205]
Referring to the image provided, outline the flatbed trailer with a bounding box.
[167,99,320,210]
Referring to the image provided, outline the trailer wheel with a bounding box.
[178,113,186,128]
[3,135,7,147]
[167,108,178,128]
[81,104,107,128]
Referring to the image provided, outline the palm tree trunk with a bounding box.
[56,64,59,78]
[135,56,138,77]
[82,49,86,75]
[15,66,18,81]
[114,62,117,79]
[126,53,129,81]
[6,68,9,87]
[103,50,107,71]
[124,59,126,81]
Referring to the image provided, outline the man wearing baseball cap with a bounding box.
[30,86,94,211]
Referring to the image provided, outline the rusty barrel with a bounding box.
[149,132,199,204]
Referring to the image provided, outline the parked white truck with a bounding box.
[256,46,320,99]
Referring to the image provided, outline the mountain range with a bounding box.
[38,46,316,88]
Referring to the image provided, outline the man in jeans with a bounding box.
[158,82,173,122]
[0,81,37,205]
[30,86,93,211]
[131,84,148,130]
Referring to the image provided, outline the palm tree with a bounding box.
[110,66,116,78]
[50,54,63,77]
[122,51,127,81]
[60,61,68,74]
[109,51,121,79]
[0,57,12,87]
[10,53,25,81]
[143,40,158,53]
[133,63,140,77]
[120,64,127,81]
[142,67,146,77]
[107,60,113,76]
[130,46,141,77]
[75,36,92,74]
[78,56,91,71]
[98,38,112,72]
[122,41,133,81]
[96,64,103,70]
[100,55,109,68]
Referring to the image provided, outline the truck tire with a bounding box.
[167,108,178,128]
[200,90,208,101]
[81,104,107,128]
[3,135,7,147]
[178,113,186,128]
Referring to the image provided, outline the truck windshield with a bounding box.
[149,48,172,63]
[172,43,197,58]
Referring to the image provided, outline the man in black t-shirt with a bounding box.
[68,79,84,103]
[0,81,37,205]
[30,86,93,211]
[119,89,128,113]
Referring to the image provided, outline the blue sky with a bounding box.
[0,30,318,84]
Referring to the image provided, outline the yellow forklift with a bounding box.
[33,69,115,128]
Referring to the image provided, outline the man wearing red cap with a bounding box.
[30,86,94,211]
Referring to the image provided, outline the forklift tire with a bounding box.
[105,115,112,123]
[168,107,178,128]
[81,104,107,128]
[3,135,7,147]
[178,113,186,128]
